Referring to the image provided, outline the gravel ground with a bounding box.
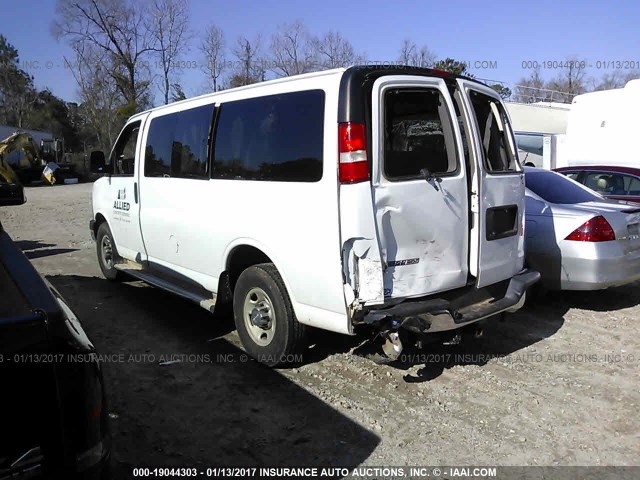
[2,183,639,478]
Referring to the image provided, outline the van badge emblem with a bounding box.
[388,258,420,267]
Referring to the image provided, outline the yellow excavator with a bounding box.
[0,132,46,184]
[0,153,20,184]
[0,134,28,204]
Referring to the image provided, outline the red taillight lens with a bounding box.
[338,122,369,184]
[339,122,366,152]
[565,215,615,242]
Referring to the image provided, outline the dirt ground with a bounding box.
[2,183,639,477]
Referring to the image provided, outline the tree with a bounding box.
[513,68,550,103]
[513,57,587,104]
[28,89,81,150]
[490,83,512,100]
[269,21,315,77]
[53,0,156,113]
[590,70,640,91]
[311,31,362,69]
[170,83,187,102]
[591,71,627,91]
[230,36,264,87]
[200,24,226,92]
[397,39,435,67]
[64,43,123,152]
[546,57,587,102]
[0,34,37,128]
[433,57,473,77]
[149,0,191,105]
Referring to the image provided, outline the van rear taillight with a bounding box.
[338,122,369,184]
[565,216,615,242]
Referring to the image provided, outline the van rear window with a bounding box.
[469,90,520,173]
[383,89,458,180]
[212,90,324,182]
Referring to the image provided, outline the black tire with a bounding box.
[96,222,122,281]
[233,263,307,367]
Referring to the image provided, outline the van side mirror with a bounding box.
[89,151,106,174]
[0,181,26,206]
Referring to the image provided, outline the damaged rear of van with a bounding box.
[90,65,539,366]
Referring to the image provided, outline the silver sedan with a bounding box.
[525,167,640,290]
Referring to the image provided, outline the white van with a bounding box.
[89,66,539,366]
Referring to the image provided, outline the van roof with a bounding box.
[130,67,347,120]
[131,65,484,121]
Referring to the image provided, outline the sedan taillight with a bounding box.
[565,215,615,242]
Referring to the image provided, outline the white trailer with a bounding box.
[564,79,640,167]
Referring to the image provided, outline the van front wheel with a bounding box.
[96,223,122,281]
[233,263,307,367]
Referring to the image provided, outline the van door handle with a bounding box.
[134,182,138,203]
[419,168,442,191]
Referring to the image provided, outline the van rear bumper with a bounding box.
[363,269,540,333]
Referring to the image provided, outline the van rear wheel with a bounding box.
[233,263,307,367]
[96,223,122,281]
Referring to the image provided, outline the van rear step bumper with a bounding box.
[364,269,540,333]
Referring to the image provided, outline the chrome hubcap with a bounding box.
[243,287,275,346]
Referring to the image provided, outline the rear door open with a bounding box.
[370,75,470,300]
[456,80,525,287]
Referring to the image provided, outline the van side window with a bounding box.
[111,121,141,176]
[212,90,324,182]
[469,90,520,173]
[145,103,214,179]
[383,89,458,180]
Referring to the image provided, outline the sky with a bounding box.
[3,0,640,104]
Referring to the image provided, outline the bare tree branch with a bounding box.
[54,0,156,113]
[311,31,362,69]
[397,39,435,67]
[65,42,121,151]
[230,35,263,87]
[200,24,226,92]
[269,21,315,77]
[546,56,588,103]
[149,0,191,104]
[589,70,640,91]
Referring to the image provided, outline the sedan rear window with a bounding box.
[525,169,603,204]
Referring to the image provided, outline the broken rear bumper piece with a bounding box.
[362,269,540,333]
